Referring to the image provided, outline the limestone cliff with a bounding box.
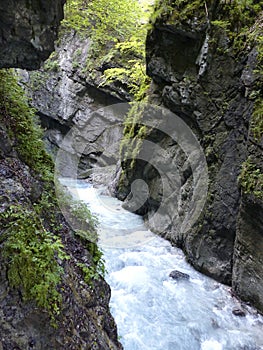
[0,1,122,349]
[19,31,130,179]
[116,2,263,312]
[16,0,263,315]
[0,0,65,70]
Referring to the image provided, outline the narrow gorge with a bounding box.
[0,0,262,349]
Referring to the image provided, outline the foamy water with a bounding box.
[60,179,263,350]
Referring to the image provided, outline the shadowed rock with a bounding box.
[232,307,246,317]
[169,270,190,281]
[0,0,65,70]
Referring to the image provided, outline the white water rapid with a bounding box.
[61,179,263,350]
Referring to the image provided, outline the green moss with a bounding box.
[251,98,263,140]
[239,158,263,199]
[0,69,69,322]
[239,17,263,199]
[0,205,69,320]
[27,71,47,91]
[249,21,263,141]
[150,0,205,26]
[60,0,153,100]
[77,244,106,286]
[120,103,149,170]
[152,0,262,43]
[0,68,105,323]
[43,60,59,72]
[101,60,151,101]
[55,183,105,285]
[62,0,91,34]
[0,69,53,180]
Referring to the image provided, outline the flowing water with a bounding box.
[61,179,263,350]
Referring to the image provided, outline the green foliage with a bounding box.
[63,0,144,58]
[0,69,54,180]
[101,60,151,101]
[61,0,152,100]
[86,0,144,56]
[251,99,263,141]
[150,0,207,26]
[211,20,231,31]
[56,182,98,238]
[239,158,263,199]
[0,69,70,324]
[85,0,151,100]
[150,0,174,23]
[62,0,90,33]
[0,68,105,323]
[220,0,262,32]
[172,0,205,22]
[43,52,60,72]
[151,0,262,39]
[71,200,98,228]
[120,103,149,169]
[0,205,69,319]
[55,183,105,284]
[77,245,106,285]
[250,22,263,141]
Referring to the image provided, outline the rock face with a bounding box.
[233,194,263,312]
[0,0,64,70]
[21,32,128,179]
[116,5,263,311]
[0,120,122,349]
[232,105,263,311]
[12,0,263,315]
[0,2,122,349]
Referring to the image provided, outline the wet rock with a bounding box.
[0,0,64,70]
[20,33,129,177]
[116,3,263,313]
[0,5,123,347]
[233,194,263,313]
[232,308,246,317]
[0,125,13,157]
[0,123,123,349]
[169,270,190,281]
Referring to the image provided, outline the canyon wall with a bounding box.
[0,0,65,69]
[18,1,263,314]
[0,1,122,348]
[116,3,263,312]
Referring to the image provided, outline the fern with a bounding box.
[1,205,69,319]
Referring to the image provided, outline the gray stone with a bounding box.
[232,308,246,317]
[0,0,64,70]
[0,124,122,349]
[116,4,263,312]
[0,3,123,348]
[233,195,263,312]
[19,32,129,178]
[169,270,190,281]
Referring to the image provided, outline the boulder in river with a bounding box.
[232,307,246,317]
[169,270,190,281]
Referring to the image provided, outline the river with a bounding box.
[60,179,263,350]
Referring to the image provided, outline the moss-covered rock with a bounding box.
[116,2,263,312]
[0,70,122,349]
